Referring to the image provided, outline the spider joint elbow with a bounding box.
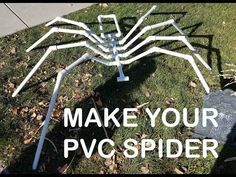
[57,69,67,79]
[51,27,59,33]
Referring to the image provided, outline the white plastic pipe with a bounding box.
[58,28,110,52]
[45,16,90,31]
[181,37,211,70]
[98,14,122,39]
[117,19,179,51]
[26,27,110,53]
[118,35,211,70]
[12,41,112,97]
[45,6,157,47]
[120,46,210,93]
[26,28,56,52]
[111,38,129,81]
[32,53,90,170]
[119,5,157,45]
[45,16,104,44]
[91,56,118,66]
[12,46,57,97]
[56,40,112,59]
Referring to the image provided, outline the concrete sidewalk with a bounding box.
[0,3,94,37]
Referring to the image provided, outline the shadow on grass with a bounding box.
[5,9,235,174]
[6,56,157,174]
[211,123,236,174]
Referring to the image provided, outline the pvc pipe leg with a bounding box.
[118,35,211,71]
[169,21,211,70]
[120,47,210,93]
[117,19,179,51]
[171,21,187,36]
[12,46,57,97]
[45,17,105,44]
[32,53,90,170]
[182,38,211,70]
[119,5,156,45]
[26,27,109,53]
[12,40,112,97]
[45,16,90,31]
[186,56,210,93]
[32,71,64,170]
[26,28,56,52]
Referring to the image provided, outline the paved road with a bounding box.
[0,3,94,37]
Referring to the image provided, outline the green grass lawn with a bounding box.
[0,3,236,174]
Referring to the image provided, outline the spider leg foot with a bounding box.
[117,76,129,82]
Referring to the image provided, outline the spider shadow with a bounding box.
[6,55,159,174]
[144,17,236,174]
[151,11,187,36]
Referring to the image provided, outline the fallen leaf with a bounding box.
[141,164,150,174]
[189,81,197,88]
[72,92,81,100]
[104,158,113,167]
[38,101,47,107]
[181,166,188,173]
[52,110,61,119]
[141,133,148,139]
[99,3,108,7]
[36,115,43,121]
[10,107,20,115]
[91,154,101,162]
[144,90,151,97]
[9,83,15,89]
[136,102,149,109]
[174,167,184,174]
[23,137,32,145]
[0,61,5,69]
[10,47,16,54]
[4,80,15,93]
[99,169,106,174]
[74,79,81,87]
[31,112,37,118]
[165,97,175,105]
[21,107,29,113]
[109,163,117,172]
[40,82,47,88]
[57,164,68,174]
[134,143,141,150]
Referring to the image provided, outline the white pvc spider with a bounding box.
[11,5,211,170]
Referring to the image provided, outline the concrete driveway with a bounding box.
[0,3,94,37]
